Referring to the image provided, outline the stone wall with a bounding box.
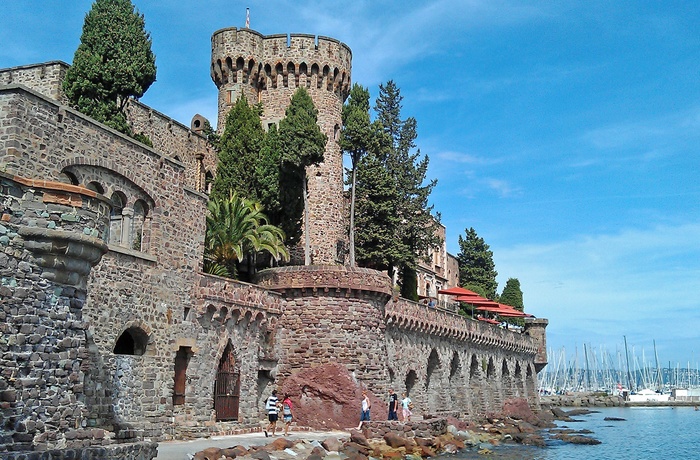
[384,299,541,416]
[0,62,69,105]
[0,61,216,197]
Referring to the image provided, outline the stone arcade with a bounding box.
[0,27,547,458]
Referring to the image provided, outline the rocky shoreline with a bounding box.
[190,399,604,459]
[541,392,700,408]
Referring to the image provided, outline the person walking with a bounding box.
[356,390,371,429]
[264,390,279,437]
[401,392,412,421]
[388,388,398,421]
[281,394,294,436]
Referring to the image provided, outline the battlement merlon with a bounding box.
[211,27,352,63]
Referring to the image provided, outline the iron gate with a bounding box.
[214,343,240,421]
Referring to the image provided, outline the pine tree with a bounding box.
[210,95,265,202]
[353,152,403,271]
[63,0,156,136]
[370,81,441,283]
[457,227,499,299]
[278,88,327,263]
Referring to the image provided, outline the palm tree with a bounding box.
[204,191,289,279]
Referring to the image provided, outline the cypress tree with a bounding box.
[457,227,499,299]
[277,88,327,263]
[341,84,384,267]
[63,0,156,136]
[500,278,525,326]
[210,95,265,202]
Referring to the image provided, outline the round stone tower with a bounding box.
[211,28,352,265]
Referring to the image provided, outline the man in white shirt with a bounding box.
[264,390,279,437]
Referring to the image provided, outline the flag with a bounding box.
[245,8,250,28]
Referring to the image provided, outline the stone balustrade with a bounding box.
[385,298,540,355]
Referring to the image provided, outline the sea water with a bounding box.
[446,406,700,459]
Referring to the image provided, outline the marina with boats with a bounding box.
[539,338,700,405]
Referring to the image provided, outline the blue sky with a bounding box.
[3,1,700,369]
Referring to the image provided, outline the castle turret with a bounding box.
[211,28,352,265]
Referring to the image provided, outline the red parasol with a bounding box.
[455,296,498,306]
[437,286,481,297]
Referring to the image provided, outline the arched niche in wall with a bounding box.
[60,170,79,186]
[449,351,461,381]
[405,369,418,395]
[426,349,440,389]
[113,326,149,356]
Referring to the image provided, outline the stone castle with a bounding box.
[0,26,548,458]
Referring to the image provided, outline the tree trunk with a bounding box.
[349,165,357,267]
[303,177,311,265]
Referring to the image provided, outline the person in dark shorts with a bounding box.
[264,390,279,436]
[388,388,399,420]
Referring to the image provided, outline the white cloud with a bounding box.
[483,178,522,197]
[495,222,700,363]
[435,150,491,165]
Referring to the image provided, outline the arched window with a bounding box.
[109,192,127,246]
[132,199,149,251]
[205,171,214,194]
[113,326,149,355]
[87,181,105,194]
[61,171,79,186]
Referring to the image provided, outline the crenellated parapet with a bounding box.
[197,273,284,322]
[255,265,391,300]
[385,298,540,355]
[211,28,351,105]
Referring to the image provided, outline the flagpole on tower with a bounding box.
[245,7,250,28]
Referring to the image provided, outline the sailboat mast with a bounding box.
[653,340,662,391]
[624,335,633,391]
[584,343,591,391]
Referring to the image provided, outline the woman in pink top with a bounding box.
[281,394,294,436]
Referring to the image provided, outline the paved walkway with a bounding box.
[155,429,350,460]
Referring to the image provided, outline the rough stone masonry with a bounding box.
[0,25,547,458]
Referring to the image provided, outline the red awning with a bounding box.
[437,286,481,296]
[474,305,505,312]
[456,297,499,306]
[475,304,533,317]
